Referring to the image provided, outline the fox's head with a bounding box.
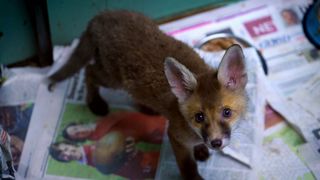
[164,45,247,150]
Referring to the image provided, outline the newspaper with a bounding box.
[0,127,15,179]
[260,138,311,179]
[259,68,320,179]
[17,44,167,180]
[290,72,320,123]
[298,143,320,180]
[0,67,48,106]
[261,105,315,180]
[156,48,266,180]
[0,65,50,174]
[288,72,320,179]
[160,0,316,79]
[159,1,320,179]
[261,75,320,145]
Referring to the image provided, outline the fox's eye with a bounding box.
[222,107,232,118]
[195,112,205,123]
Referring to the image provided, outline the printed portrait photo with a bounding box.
[280,8,300,27]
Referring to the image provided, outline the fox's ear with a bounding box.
[164,57,197,102]
[218,45,247,90]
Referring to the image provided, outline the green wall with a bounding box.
[0,0,37,65]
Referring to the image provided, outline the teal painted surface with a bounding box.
[106,0,233,19]
[0,0,37,65]
[1,0,238,65]
[47,0,105,45]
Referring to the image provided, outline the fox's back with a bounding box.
[87,11,208,111]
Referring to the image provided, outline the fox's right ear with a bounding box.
[164,57,197,103]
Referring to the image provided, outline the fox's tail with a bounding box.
[49,31,94,82]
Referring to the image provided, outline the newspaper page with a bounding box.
[261,113,314,180]
[163,1,320,179]
[17,45,167,180]
[160,0,316,81]
[260,75,320,179]
[0,65,51,175]
[260,138,311,179]
[258,65,320,179]
[156,48,266,180]
[261,74,320,145]
[288,72,320,179]
[298,143,320,180]
[290,72,320,123]
[0,42,66,176]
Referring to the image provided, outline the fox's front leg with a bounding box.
[168,130,203,180]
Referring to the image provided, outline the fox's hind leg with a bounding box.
[85,64,109,116]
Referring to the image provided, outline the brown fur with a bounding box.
[49,10,247,180]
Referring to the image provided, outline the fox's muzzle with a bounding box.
[201,122,231,149]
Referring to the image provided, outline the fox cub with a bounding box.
[49,10,247,180]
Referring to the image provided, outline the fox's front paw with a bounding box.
[193,144,210,161]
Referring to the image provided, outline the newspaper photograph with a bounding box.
[46,103,166,180]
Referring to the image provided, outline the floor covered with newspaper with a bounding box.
[1,0,320,179]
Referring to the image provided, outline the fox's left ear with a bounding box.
[218,45,247,90]
[164,57,197,103]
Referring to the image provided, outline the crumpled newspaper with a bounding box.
[0,127,15,179]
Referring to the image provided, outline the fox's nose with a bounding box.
[211,139,222,148]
